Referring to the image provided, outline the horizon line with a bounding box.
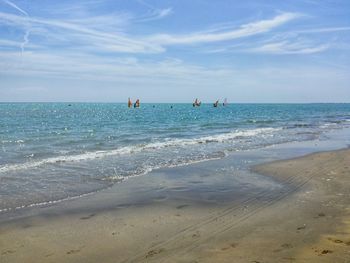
[1,101,350,104]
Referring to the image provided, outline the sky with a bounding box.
[0,0,349,103]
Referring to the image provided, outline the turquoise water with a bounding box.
[0,103,350,211]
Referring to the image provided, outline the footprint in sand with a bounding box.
[67,247,84,255]
[321,249,333,255]
[328,237,343,244]
[192,231,200,238]
[314,248,333,255]
[145,248,165,258]
[328,238,350,245]
[1,249,16,255]
[67,249,80,255]
[221,243,238,251]
[80,213,96,220]
[296,224,306,230]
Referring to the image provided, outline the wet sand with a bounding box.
[0,148,350,262]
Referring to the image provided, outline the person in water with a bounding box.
[128,98,132,108]
[213,100,219,107]
[193,98,201,107]
[134,99,140,108]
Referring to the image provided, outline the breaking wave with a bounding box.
[0,127,281,173]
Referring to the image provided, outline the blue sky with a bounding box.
[0,0,349,102]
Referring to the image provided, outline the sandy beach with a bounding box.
[0,148,349,263]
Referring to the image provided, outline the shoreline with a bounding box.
[1,126,349,221]
[1,145,350,262]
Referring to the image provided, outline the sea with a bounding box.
[0,103,350,213]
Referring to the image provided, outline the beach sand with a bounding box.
[0,149,349,262]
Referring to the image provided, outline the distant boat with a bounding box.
[213,100,219,107]
[128,98,132,108]
[223,98,228,106]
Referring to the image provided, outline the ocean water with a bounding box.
[0,103,350,212]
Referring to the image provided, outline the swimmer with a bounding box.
[134,99,140,108]
[193,98,201,107]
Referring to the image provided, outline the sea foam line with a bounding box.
[0,127,280,173]
[0,191,95,213]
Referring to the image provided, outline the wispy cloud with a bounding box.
[65,13,132,31]
[1,0,31,55]
[201,24,348,55]
[149,12,301,45]
[248,41,329,54]
[3,49,346,84]
[135,7,173,22]
[136,0,172,22]
[0,38,20,47]
[1,50,349,103]
[238,25,350,55]
[157,8,172,18]
[0,50,225,83]
[2,0,27,15]
[0,11,163,53]
[295,26,350,34]
[0,10,303,55]
[20,28,30,53]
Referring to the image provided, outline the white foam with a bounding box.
[1,139,25,144]
[320,123,337,129]
[0,127,281,173]
[0,191,95,213]
[102,153,226,183]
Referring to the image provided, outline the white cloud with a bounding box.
[1,1,31,55]
[0,11,163,53]
[248,41,329,54]
[201,25,346,55]
[135,0,172,22]
[148,12,301,45]
[0,50,237,86]
[0,11,303,55]
[296,26,350,34]
[20,29,30,53]
[0,38,20,47]
[135,7,173,22]
[158,8,172,18]
[1,49,349,103]
[2,0,27,16]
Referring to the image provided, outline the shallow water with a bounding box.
[0,103,349,211]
